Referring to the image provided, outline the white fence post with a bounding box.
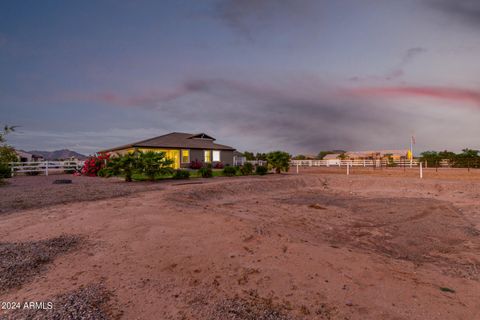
[420,162,423,179]
[9,160,85,176]
[346,162,350,175]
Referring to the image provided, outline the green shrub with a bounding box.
[97,167,113,177]
[222,166,236,177]
[266,151,291,173]
[107,152,138,182]
[137,150,174,181]
[64,162,78,174]
[107,150,173,182]
[239,163,253,175]
[199,167,213,178]
[0,145,18,163]
[173,169,190,179]
[0,163,11,179]
[256,165,268,175]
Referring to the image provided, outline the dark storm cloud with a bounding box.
[102,78,417,152]
[40,77,442,153]
[430,0,480,27]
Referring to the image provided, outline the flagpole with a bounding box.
[410,135,413,168]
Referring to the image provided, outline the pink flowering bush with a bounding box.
[81,153,110,176]
[190,159,203,169]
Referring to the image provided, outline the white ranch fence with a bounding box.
[9,160,85,176]
[291,159,419,168]
[233,158,267,167]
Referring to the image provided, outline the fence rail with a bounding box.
[9,160,85,176]
[291,159,420,168]
[233,159,267,167]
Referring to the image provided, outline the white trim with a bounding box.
[212,150,221,162]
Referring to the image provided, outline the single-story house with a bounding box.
[322,150,409,161]
[233,151,246,166]
[345,150,409,160]
[322,153,342,160]
[15,150,44,162]
[99,132,236,169]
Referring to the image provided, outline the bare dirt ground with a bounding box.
[1,169,480,319]
[0,175,167,215]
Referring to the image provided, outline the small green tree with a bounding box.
[255,165,268,175]
[420,151,441,166]
[0,125,17,143]
[239,162,253,175]
[222,166,236,177]
[458,148,479,160]
[255,152,267,161]
[438,150,456,161]
[107,151,141,182]
[243,151,255,161]
[0,125,18,180]
[293,154,306,160]
[137,151,174,181]
[0,126,18,163]
[0,145,18,163]
[337,153,347,160]
[455,149,480,168]
[266,151,291,173]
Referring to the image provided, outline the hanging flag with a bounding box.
[411,135,416,145]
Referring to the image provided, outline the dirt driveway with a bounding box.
[0,172,479,319]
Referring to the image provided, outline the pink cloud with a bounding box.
[349,86,480,106]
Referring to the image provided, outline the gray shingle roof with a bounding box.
[100,132,235,152]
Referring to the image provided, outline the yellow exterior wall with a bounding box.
[116,148,180,169]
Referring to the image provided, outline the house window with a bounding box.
[181,150,190,163]
[213,150,220,162]
[204,150,211,163]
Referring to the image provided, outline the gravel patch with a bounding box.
[209,295,296,320]
[3,283,116,320]
[0,235,82,293]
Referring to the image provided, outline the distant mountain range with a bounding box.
[28,149,87,160]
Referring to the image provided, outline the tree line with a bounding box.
[420,149,480,168]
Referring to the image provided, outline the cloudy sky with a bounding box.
[1,0,479,155]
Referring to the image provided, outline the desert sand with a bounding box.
[1,169,480,319]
